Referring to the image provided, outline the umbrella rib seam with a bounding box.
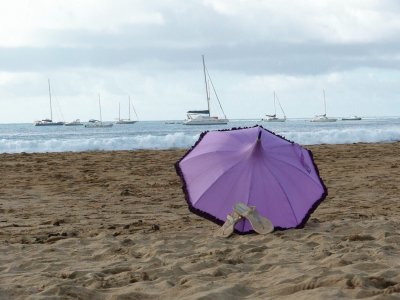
[193,157,247,208]
[267,155,324,190]
[261,154,299,225]
[181,149,239,164]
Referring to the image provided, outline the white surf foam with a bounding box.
[285,126,400,145]
[0,132,200,153]
[0,125,399,153]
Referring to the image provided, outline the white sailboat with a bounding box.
[115,96,138,124]
[65,119,84,126]
[342,115,362,121]
[183,55,228,125]
[34,79,64,126]
[263,91,286,122]
[85,95,113,128]
[311,90,337,122]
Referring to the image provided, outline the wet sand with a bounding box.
[1,143,400,299]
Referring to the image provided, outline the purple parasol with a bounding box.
[175,126,327,234]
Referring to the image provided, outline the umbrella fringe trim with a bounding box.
[175,125,328,234]
[174,159,226,227]
[292,149,328,229]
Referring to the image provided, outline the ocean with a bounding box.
[1,118,400,153]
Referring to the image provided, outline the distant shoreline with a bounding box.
[1,115,400,125]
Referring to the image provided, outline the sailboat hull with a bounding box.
[116,120,137,124]
[34,121,64,126]
[310,117,337,122]
[342,117,361,121]
[263,117,286,122]
[64,123,84,126]
[183,119,228,125]
[85,122,113,128]
[64,119,83,126]
[183,115,228,125]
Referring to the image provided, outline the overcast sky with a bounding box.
[1,0,400,123]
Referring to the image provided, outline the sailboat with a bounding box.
[342,115,362,121]
[34,79,64,126]
[183,55,228,125]
[65,119,84,126]
[115,96,138,124]
[311,90,337,122]
[263,91,286,122]
[85,95,113,128]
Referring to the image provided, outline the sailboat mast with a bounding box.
[128,96,131,120]
[202,55,210,117]
[276,94,286,118]
[48,79,53,121]
[99,94,102,122]
[273,91,277,116]
[118,102,121,121]
[131,96,138,120]
[323,89,326,116]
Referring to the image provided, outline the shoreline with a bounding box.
[0,140,399,155]
[1,143,400,299]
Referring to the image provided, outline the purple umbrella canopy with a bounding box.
[175,126,327,234]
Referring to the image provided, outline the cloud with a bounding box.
[3,0,400,48]
[0,0,165,47]
[203,0,400,43]
[1,0,400,76]
[1,0,400,122]
[1,39,400,77]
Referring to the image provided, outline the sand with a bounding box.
[1,143,400,299]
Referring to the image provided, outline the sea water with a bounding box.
[0,118,400,153]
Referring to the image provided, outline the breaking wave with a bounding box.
[285,126,400,145]
[0,120,399,153]
[0,132,200,153]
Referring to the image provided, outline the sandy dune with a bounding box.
[1,143,400,299]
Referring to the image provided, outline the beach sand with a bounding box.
[1,143,400,299]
